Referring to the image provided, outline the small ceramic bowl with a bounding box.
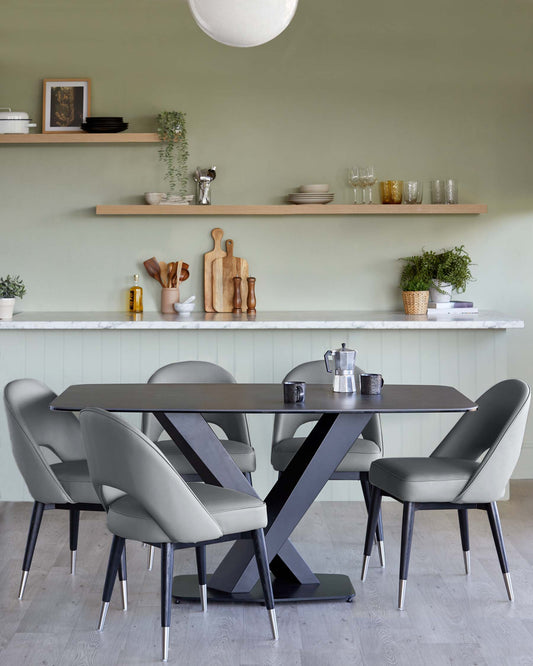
[174,302,195,315]
[299,184,329,193]
[145,192,165,205]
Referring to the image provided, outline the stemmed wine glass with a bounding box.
[348,167,362,204]
[362,166,376,204]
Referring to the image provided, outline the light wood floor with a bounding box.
[1,481,533,665]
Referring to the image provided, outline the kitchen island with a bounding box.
[0,311,524,501]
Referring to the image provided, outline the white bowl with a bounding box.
[145,192,165,205]
[299,184,329,193]
[173,302,195,315]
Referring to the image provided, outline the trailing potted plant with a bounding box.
[0,274,26,319]
[399,254,431,315]
[423,245,474,303]
[157,111,189,199]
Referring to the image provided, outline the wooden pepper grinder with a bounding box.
[232,277,242,313]
[247,277,256,314]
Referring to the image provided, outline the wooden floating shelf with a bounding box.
[95,204,488,216]
[0,133,158,144]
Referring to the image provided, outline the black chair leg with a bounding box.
[360,476,385,567]
[251,528,278,640]
[361,487,383,581]
[98,535,125,631]
[69,508,80,575]
[161,543,174,662]
[18,501,45,600]
[398,502,415,610]
[457,508,470,574]
[118,543,128,610]
[195,545,207,612]
[486,502,514,601]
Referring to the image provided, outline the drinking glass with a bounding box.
[430,179,446,204]
[403,180,423,204]
[348,167,362,204]
[445,178,458,204]
[363,166,376,204]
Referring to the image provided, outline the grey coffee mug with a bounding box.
[283,381,306,403]
[360,373,384,395]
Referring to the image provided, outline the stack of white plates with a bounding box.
[287,192,335,204]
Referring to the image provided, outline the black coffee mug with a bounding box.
[283,380,306,403]
[360,373,384,395]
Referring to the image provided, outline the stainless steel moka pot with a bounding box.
[324,343,357,393]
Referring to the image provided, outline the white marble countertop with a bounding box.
[0,311,524,330]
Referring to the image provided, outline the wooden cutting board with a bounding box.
[204,228,227,312]
[212,239,249,313]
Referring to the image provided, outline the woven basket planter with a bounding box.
[402,290,429,315]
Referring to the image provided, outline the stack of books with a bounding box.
[427,300,478,315]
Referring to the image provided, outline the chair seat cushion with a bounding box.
[271,437,382,473]
[157,439,256,474]
[106,484,267,543]
[188,482,267,535]
[50,460,100,504]
[369,457,479,503]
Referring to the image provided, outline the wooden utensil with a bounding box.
[212,239,249,313]
[168,262,177,288]
[203,228,226,312]
[180,262,189,283]
[159,261,168,288]
[176,260,183,287]
[143,257,165,287]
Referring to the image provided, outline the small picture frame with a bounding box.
[42,79,91,133]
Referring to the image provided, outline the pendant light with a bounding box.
[187,0,299,48]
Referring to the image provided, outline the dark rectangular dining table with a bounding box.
[51,383,477,603]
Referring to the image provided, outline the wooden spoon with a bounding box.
[180,262,190,283]
[168,262,177,288]
[159,261,168,288]
[143,257,165,287]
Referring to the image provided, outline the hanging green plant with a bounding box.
[157,111,189,197]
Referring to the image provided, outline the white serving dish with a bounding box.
[0,108,37,134]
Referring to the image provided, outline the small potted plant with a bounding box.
[399,254,431,315]
[157,111,189,200]
[0,274,26,319]
[423,245,474,302]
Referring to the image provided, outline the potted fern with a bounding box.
[399,254,431,315]
[424,245,474,303]
[157,111,189,200]
[0,274,26,319]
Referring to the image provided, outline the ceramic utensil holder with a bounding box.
[161,287,179,314]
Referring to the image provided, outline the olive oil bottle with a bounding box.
[128,274,143,313]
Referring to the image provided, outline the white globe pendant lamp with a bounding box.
[187,0,299,48]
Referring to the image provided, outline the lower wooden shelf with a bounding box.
[95,204,488,216]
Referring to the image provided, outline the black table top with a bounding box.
[51,383,477,415]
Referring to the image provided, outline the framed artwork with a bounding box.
[42,79,91,133]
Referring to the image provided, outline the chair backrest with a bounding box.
[142,361,251,445]
[272,360,383,449]
[4,378,85,504]
[80,408,223,544]
[431,379,531,503]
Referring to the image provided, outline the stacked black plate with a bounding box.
[81,117,129,133]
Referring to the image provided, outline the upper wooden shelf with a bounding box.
[95,204,488,216]
[0,133,158,144]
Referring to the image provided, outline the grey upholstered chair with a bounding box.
[361,379,531,610]
[142,361,255,481]
[271,360,385,564]
[80,408,277,662]
[3,379,127,607]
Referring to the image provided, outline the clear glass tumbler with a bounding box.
[403,181,423,204]
[445,179,458,204]
[430,179,446,204]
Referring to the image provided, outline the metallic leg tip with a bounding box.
[463,550,471,575]
[18,570,29,600]
[361,555,370,582]
[70,549,77,575]
[199,583,207,613]
[162,626,170,661]
[378,540,386,568]
[268,608,279,641]
[121,579,128,611]
[503,572,514,602]
[398,579,407,610]
[148,545,155,572]
[97,601,110,631]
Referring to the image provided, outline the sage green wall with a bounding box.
[2,1,533,460]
